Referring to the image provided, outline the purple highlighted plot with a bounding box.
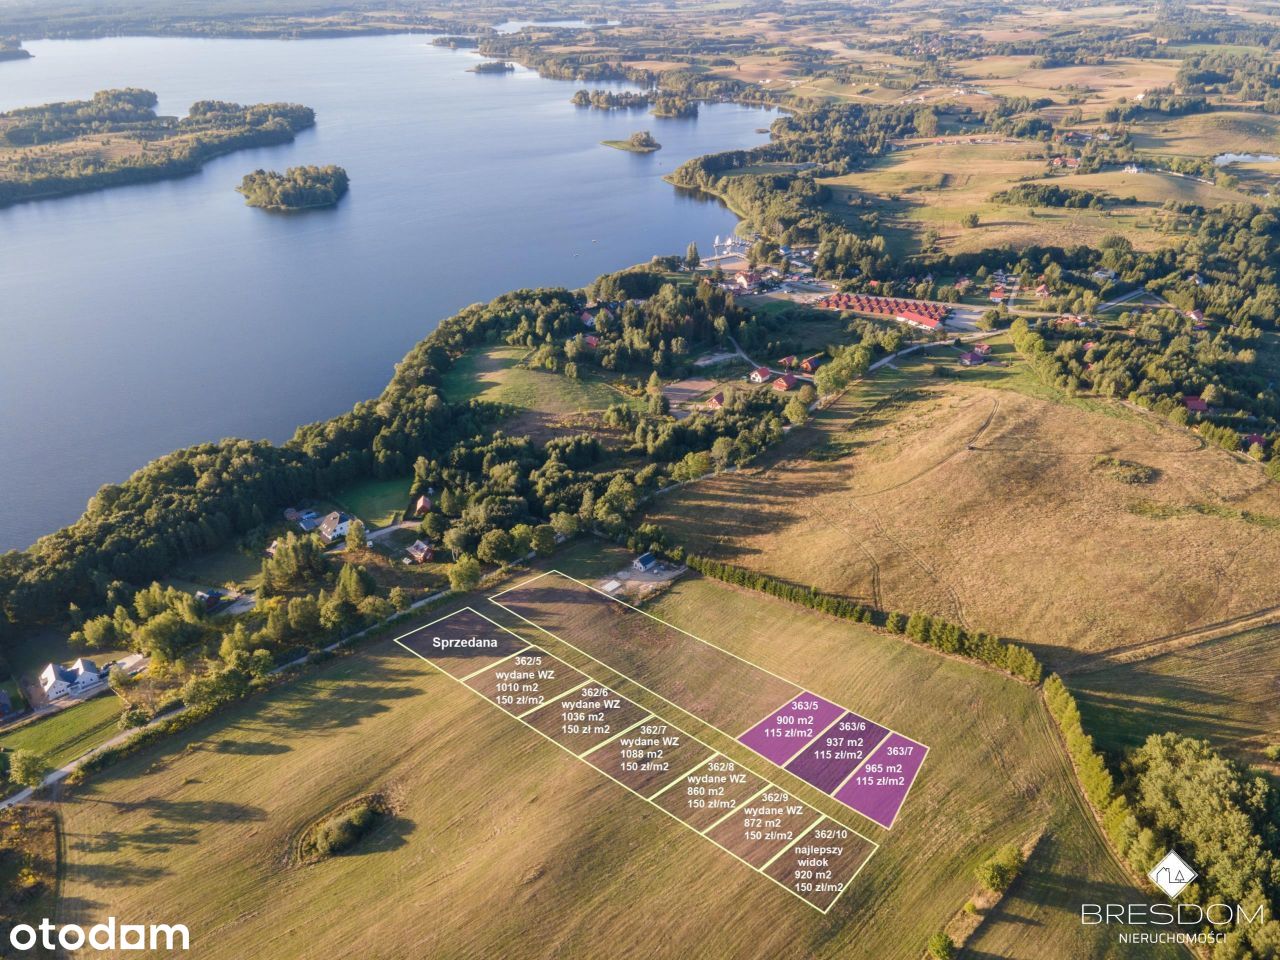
[738,692,844,765]
[785,712,889,794]
[833,732,928,829]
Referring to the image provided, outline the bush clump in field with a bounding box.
[299,795,387,862]
[974,843,1025,893]
[1093,455,1156,484]
[927,931,956,959]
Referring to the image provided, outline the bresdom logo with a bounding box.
[1148,850,1197,899]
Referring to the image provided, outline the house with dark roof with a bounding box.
[632,552,659,573]
[318,511,354,543]
[800,354,825,373]
[705,392,726,411]
[406,540,435,564]
[773,373,798,391]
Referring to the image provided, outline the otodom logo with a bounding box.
[1148,849,1197,899]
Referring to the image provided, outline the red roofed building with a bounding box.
[898,309,941,329]
[1184,395,1208,413]
[772,373,798,392]
[1244,433,1266,448]
[800,354,825,373]
[706,392,725,410]
[973,342,992,356]
[584,334,600,348]
[749,366,772,384]
[778,354,797,368]
[959,351,985,366]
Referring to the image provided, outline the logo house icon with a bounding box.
[1149,849,1197,899]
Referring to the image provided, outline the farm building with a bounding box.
[632,553,659,573]
[406,540,435,564]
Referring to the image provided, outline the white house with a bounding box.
[39,658,104,699]
[632,552,659,573]
[318,511,354,543]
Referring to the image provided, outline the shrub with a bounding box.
[301,797,386,860]
[975,843,1024,893]
[927,931,956,959]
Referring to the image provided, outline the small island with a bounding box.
[236,164,349,210]
[602,130,662,153]
[0,41,31,62]
[469,60,515,74]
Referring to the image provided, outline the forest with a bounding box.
[0,89,315,206]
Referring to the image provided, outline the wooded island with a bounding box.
[237,164,349,210]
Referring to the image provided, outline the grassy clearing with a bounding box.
[169,544,264,592]
[0,693,123,768]
[954,56,1179,115]
[645,345,1280,669]
[1130,111,1280,158]
[331,475,411,528]
[46,541,1169,959]
[440,344,628,414]
[819,141,1170,256]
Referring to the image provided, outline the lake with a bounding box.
[0,35,771,551]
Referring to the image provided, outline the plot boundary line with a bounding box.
[578,713,659,760]
[489,570,927,833]
[700,784,772,835]
[646,753,725,801]
[760,814,828,873]
[493,569,927,751]
[460,647,530,683]
[392,606,878,914]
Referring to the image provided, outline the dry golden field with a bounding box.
[646,348,1280,671]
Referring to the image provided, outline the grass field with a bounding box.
[819,142,1170,256]
[440,344,632,417]
[953,56,1179,116]
[0,692,122,768]
[41,540,1176,959]
[645,345,1280,671]
[168,543,264,593]
[1130,111,1280,158]
[331,475,411,528]
[1073,622,1280,768]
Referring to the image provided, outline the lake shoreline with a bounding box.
[0,34,772,551]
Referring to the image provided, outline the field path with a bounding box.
[1064,601,1280,675]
